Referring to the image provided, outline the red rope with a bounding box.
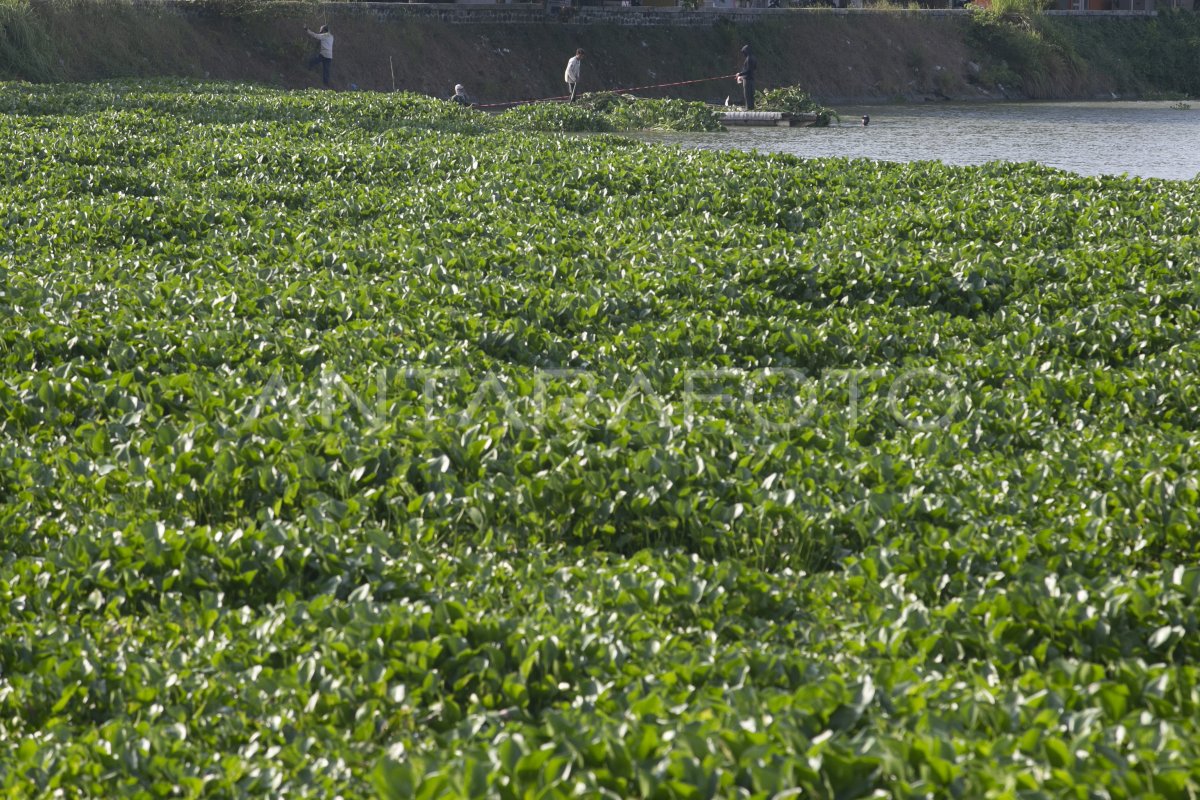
[474,73,739,109]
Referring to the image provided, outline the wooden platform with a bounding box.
[720,111,820,128]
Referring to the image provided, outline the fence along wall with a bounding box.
[299,2,980,24]
[312,1,1170,19]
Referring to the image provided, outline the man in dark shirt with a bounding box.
[737,44,757,110]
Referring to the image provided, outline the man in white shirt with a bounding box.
[305,25,334,88]
[564,48,584,102]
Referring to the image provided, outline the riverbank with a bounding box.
[1,0,1198,103]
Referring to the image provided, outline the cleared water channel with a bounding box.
[642,100,1200,181]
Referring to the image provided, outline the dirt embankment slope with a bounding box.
[2,1,1189,104]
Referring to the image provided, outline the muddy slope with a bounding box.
[5,1,1157,103]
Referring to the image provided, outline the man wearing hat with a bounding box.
[736,44,757,110]
[449,84,473,106]
[564,48,585,102]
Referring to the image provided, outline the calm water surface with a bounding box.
[644,101,1200,181]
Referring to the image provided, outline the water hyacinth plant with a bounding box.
[1,79,1199,798]
[755,85,837,125]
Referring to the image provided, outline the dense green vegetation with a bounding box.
[1046,9,1200,98]
[494,89,833,132]
[2,80,1200,798]
[496,91,728,132]
[969,7,1200,98]
[755,85,836,125]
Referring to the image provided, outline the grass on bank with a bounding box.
[967,2,1200,98]
[0,0,60,81]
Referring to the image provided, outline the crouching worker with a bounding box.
[449,84,474,107]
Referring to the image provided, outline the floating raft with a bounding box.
[720,111,820,128]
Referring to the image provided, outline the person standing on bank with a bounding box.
[305,24,334,88]
[564,48,584,102]
[736,44,757,110]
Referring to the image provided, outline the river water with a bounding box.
[643,101,1200,181]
